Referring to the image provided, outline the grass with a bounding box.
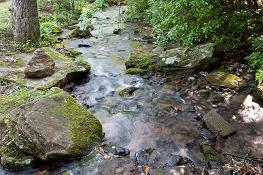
[0,0,11,30]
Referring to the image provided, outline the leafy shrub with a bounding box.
[127,0,149,18]
[256,69,263,82]
[127,0,263,50]
[245,36,263,69]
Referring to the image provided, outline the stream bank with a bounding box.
[0,4,262,175]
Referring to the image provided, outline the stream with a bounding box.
[0,5,262,175]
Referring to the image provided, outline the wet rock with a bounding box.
[119,86,138,97]
[135,149,184,168]
[102,145,130,157]
[198,89,211,99]
[24,49,55,78]
[113,28,121,34]
[168,166,190,175]
[200,128,217,142]
[201,144,221,161]
[197,76,209,89]
[56,48,82,58]
[69,26,92,38]
[205,70,247,89]
[125,68,148,75]
[125,43,215,75]
[69,26,93,38]
[210,93,225,103]
[203,110,236,137]
[78,44,92,48]
[7,88,103,161]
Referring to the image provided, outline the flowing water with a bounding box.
[1,5,262,175]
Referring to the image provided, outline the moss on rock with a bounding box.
[201,144,221,161]
[205,70,247,89]
[119,86,138,97]
[7,88,103,161]
[0,87,103,170]
[125,68,148,75]
[42,47,73,62]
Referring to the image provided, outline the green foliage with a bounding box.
[245,36,263,69]
[127,0,263,50]
[40,20,59,46]
[79,0,107,29]
[256,69,263,82]
[127,0,149,18]
[0,1,10,30]
[245,52,263,69]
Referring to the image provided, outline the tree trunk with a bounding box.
[11,0,40,44]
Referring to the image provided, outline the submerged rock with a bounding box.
[203,110,236,137]
[119,86,138,97]
[69,26,93,38]
[24,49,55,78]
[102,145,130,157]
[135,149,184,168]
[125,43,215,75]
[205,70,247,89]
[7,88,103,161]
[113,28,121,34]
[201,144,221,161]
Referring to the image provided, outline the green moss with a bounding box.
[119,86,137,97]
[48,88,103,155]
[42,47,73,62]
[0,89,45,120]
[0,61,4,66]
[69,28,92,38]
[125,53,165,75]
[125,68,148,75]
[78,59,91,71]
[0,58,24,68]
[202,144,221,161]
[206,70,247,89]
[0,119,35,170]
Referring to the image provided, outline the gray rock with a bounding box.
[125,43,216,75]
[103,145,130,157]
[135,149,184,167]
[24,49,55,78]
[8,88,103,161]
[203,110,236,137]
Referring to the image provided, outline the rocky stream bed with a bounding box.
[0,5,262,175]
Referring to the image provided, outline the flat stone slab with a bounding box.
[203,110,236,137]
[0,47,90,90]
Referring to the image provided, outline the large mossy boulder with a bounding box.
[125,43,215,75]
[205,70,247,89]
[0,88,103,170]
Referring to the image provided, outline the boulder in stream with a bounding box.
[203,110,236,137]
[205,70,247,89]
[69,26,93,38]
[125,43,216,75]
[5,88,103,162]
